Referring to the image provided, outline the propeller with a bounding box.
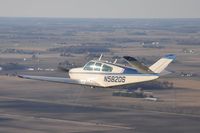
[57,66,70,72]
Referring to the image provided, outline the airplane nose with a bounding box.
[69,68,77,74]
[69,68,73,73]
[68,69,74,78]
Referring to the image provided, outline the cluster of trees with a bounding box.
[2,48,38,54]
[49,46,110,54]
[177,39,200,45]
[121,81,174,90]
[0,63,27,71]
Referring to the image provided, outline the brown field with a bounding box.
[0,74,200,133]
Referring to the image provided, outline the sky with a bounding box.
[0,0,199,18]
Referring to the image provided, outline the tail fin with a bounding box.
[149,54,176,73]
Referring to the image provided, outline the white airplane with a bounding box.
[18,54,176,88]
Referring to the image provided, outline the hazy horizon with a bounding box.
[0,0,199,19]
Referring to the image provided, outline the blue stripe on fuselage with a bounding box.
[123,67,140,74]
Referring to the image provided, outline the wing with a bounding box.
[18,75,99,87]
[123,56,153,74]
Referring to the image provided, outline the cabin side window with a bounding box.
[84,61,95,71]
[102,64,113,72]
[94,63,102,71]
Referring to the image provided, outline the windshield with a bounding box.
[84,61,112,72]
[83,61,95,71]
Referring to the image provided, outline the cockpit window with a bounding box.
[84,61,95,71]
[102,64,113,72]
[94,63,102,71]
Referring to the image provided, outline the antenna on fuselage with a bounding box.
[113,59,117,64]
[99,54,103,61]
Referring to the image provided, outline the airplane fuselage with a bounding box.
[69,60,159,87]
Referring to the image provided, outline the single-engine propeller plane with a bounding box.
[18,54,176,88]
